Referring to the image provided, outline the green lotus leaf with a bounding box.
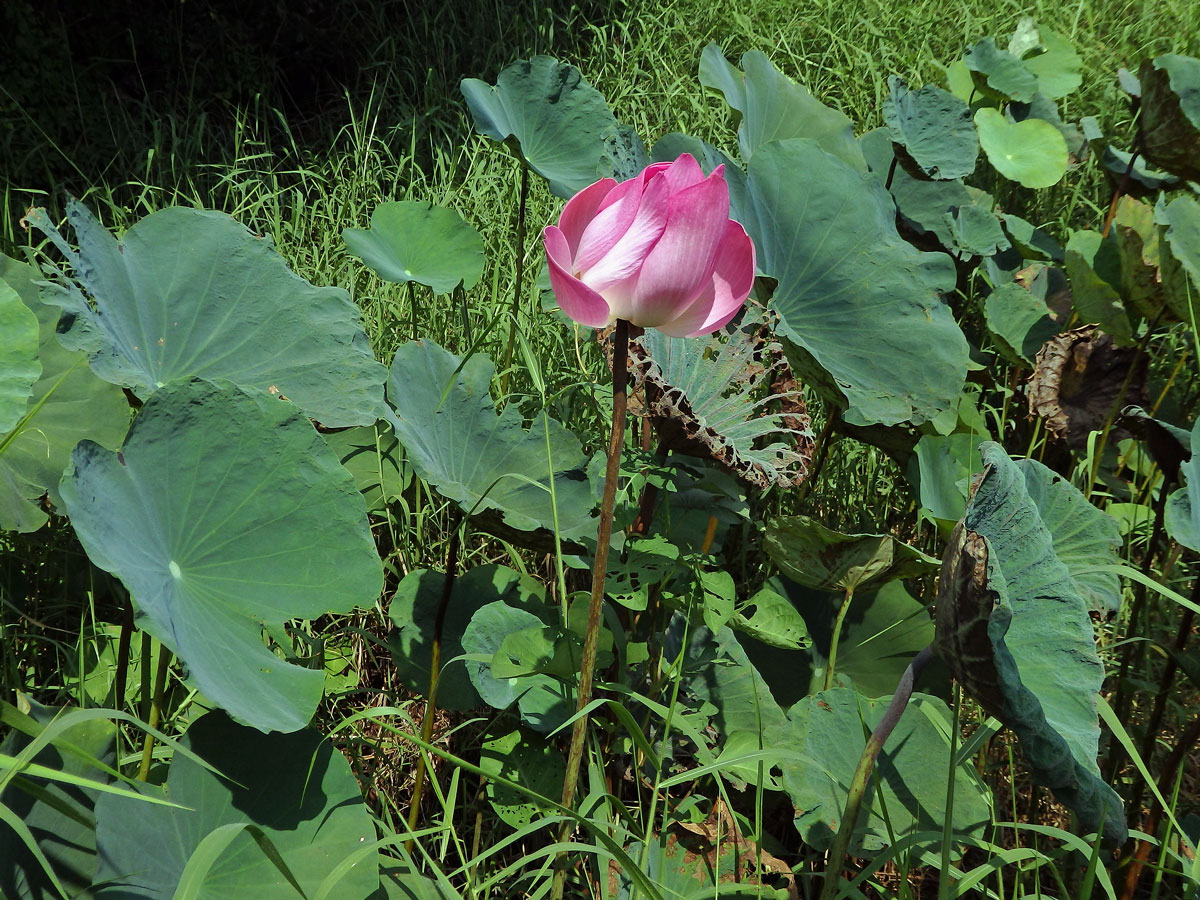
[742,139,967,427]
[0,278,39,433]
[1157,194,1200,325]
[1138,54,1200,181]
[377,863,463,900]
[677,625,789,786]
[1165,419,1200,552]
[26,201,386,428]
[0,254,129,533]
[747,579,936,705]
[935,442,1126,845]
[882,76,977,179]
[984,282,1057,365]
[93,711,377,899]
[479,727,565,829]
[343,201,484,293]
[732,584,810,651]
[323,422,411,513]
[389,564,545,711]
[699,44,865,170]
[620,832,790,900]
[385,340,597,546]
[964,37,1038,102]
[783,689,991,853]
[1064,231,1133,344]
[1002,214,1063,261]
[1021,27,1083,99]
[765,516,938,594]
[1107,196,1191,322]
[60,379,382,733]
[908,432,987,524]
[0,702,115,900]
[860,128,974,250]
[460,56,622,198]
[947,203,1010,258]
[630,325,812,490]
[975,108,1068,188]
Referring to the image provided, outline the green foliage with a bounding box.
[343,201,485,293]
[882,77,978,180]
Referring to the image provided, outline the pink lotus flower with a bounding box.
[542,154,755,337]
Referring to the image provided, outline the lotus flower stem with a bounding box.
[825,586,856,691]
[819,644,935,900]
[501,164,530,396]
[552,317,630,900]
[137,644,172,781]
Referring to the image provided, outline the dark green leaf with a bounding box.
[882,77,977,179]
[984,282,1057,365]
[964,38,1038,102]
[1139,54,1200,181]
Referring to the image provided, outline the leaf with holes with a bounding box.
[60,379,382,733]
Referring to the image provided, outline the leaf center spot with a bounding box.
[168,560,182,580]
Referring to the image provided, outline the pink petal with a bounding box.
[657,221,755,337]
[544,226,612,327]
[627,169,731,325]
[636,161,673,189]
[577,174,671,292]
[657,154,707,194]
[573,177,643,272]
[556,178,617,255]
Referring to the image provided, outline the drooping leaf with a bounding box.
[1021,26,1083,99]
[93,711,377,899]
[975,108,1069,189]
[908,432,986,524]
[60,379,382,733]
[1119,406,1193,481]
[935,443,1126,845]
[1138,53,1200,181]
[698,44,865,170]
[765,515,937,595]
[479,728,565,829]
[742,139,968,427]
[1002,214,1063,262]
[461,56,624,198]
[385,341,597,547]
[343,201,484,293]
[783,689,991,853]
[0,702,115,900]
[323,422,411,513]
[0,255,129,532]
[1165,419,1200,551]
[947,203,1010,258]
[984,281,1057,365]
[388,565,543,710]
[1064,230,1133,344]
[1157,194,1200,325]
[26,202,387,427]
[964,38,1038,102]
[882,76,978,179]
[1107,197,1192,322]
[0,278,39,433]
[627,324,813,490]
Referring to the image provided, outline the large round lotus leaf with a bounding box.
[1166,419,1200,552]
[388,564,544,711]
[754,578,936,701]
[859,128,974,250]
[1021,27,1083,100]
[323,422,411,513]
[742,139,967,427]
[1139,54,1200,181]
[460,56,621,198]
[343,201,484,293]
[25,201,386,428]
[882,76,977,179]
[93,711,377,899]
[765,516,937,594]
[983,282,1057,365]
[1014,458,1123,615]
[59,379,382,733]
[783,689,990,853]
[479,727,565,829]
[385,340,597,547]
[975,108,1068,188]
[0,702,115,900]
[0,254,128,533]
[699,44,865,171]
[935,442,1126,845]
[0,278,39,433]
[964,38,1038,102]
